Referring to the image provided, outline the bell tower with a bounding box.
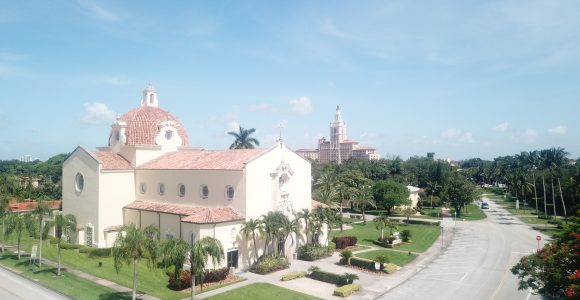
[141,84,159,107]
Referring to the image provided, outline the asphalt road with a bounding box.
[377,197,547,300]
[0,267,70,300]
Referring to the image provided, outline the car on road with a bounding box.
[481,202,489,209]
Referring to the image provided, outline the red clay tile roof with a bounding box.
[117,106,189,146]
[94,150,133,170]
[139,148,268,170]
[9,199,61,212]
[124,201,244,224]
[311,200,329,209]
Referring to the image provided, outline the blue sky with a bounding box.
[1,0,579,161]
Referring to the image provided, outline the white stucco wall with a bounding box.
[62,148,101,245]
[97,171,135,247]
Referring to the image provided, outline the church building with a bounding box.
[62,86,314,270]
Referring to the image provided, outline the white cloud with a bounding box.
[441,128,475,143]
[361,132,378,139]
[81,102,116,125]
[248,103,276,113]
[78,0,120,22]
[547,125,567,135]
[493,122,510,132]
[289,96,313,114]
[226,120,240,133]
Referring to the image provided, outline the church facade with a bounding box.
[62,86,314,270]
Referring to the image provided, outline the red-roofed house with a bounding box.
[62,86,313,271]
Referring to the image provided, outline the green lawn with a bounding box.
[355,249,417,266]
[418,208,444,219]
[205,283,322,300]
[330,222,440,253]
[459,204,487,221]
[0,254,131,299]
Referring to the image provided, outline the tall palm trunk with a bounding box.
[542,176,547,218]
[132,258,138,300]
[39,222,43,268]
[339,206,344,232]
[252,232,258,262]
[362,208,367,225]
[557,178,567,217]
[17,234,21,260]
[532,173,539,215]
[551,179,556,217]
[1,218,4,253]
[57,242,62,276]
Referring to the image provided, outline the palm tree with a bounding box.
[402,208,415,223]
[343,272,359,284]
[0,196,9,253]
[6,213,28,260]
[54,213,76,276]
[190,236,224,293]
[32,198,53,268]
[314,207,338,245]
[161,238,189,290]
[227,125,260,149]
[352,186,376,225]
[296,209,312,245]
[277,216,299,256]
[113,224,160,300]
[240,218,262,262]
[540,147,569,217]
[373,214,390,241]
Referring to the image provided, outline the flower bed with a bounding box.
[333,284,361,297]
[297,244,335,261]
[250,255,290,275]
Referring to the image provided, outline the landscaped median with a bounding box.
[205,283,322,300]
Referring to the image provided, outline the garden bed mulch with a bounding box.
[185,274,246,293]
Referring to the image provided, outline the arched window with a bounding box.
[178,184,186,197]
[158,183,166,195]
[75,173,84,193]
[149,94,154,104]
[200,185,209,199]
[140,182,147,194]
[225,186,235,200]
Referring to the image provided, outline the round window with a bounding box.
[200,185,209,198]
[158,183,166,195]
[178,184,186,197]
[226,186,235,200]
[75,173,84,193]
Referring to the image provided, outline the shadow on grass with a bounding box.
[33,267,58,275]
[98,291,132,300]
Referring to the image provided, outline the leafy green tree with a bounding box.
[441,174,477,217]
[113,224,160,300]
[402,207,415,223]
[54,213,76,276]
[373,179,410,215]
[313,207,338,245]
[373,214,390,241]
[511,214,579,298]
[227,125,260,149]
[0,196,9,253]
[240,218,262,262]
[32,198,53,268]
[6,213,28,260]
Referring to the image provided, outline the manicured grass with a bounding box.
[0,254,131,300]
[355,249,417,266]
[330,223,440,253]
[205,283,322,300]
[418,208,444,219]
[458,204,487,221]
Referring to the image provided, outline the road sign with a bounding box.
[30,245,38,259]
[536,235,541,241]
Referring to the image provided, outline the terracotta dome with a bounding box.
[116,106,189,146]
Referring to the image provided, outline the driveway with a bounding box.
[375,196,546,300]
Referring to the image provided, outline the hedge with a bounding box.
[60,241,82,250]
[88,247,112,258]
[251,255,290,275]
[404,219,440,226]
[384,263,398,274]
[281,271,307,281]
[79,246,93,253]
[350,257,376,271]
[168,267,230,290]
[333,284,361,297]
[297,244,335,261]
[309,269,347,286]
[332,236,357,249]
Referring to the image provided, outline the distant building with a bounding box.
[20,155,33,162]
[296,106,380,163]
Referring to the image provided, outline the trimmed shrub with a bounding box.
[309,269,347,286]
[168,267,230,290]
[400,230,411,242]
[333,284,362,297]
[79,246,93,253]
[88,247,112,258]
[384,263,398,274]
[297,244,335,261]
[404,219,440,226]
[49,237,58,244]
[340,250,353,265]
[281,271,307,281]
[350,257,376,271]
[60,241,82,250]
[332,236,358,249]
[251,255,290,275]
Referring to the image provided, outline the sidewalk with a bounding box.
[0,244,159,300]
